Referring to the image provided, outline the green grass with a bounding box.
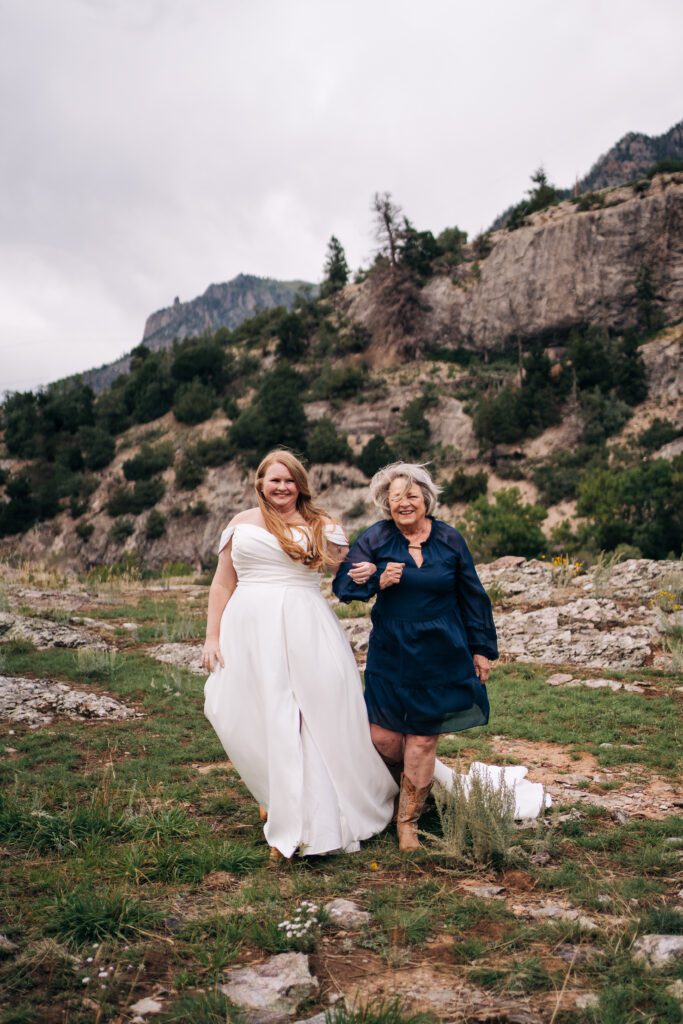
[47,887,162,945]
[463,663,683,775]
[1,571,682,1024]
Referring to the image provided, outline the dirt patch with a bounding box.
[442,738,682,820]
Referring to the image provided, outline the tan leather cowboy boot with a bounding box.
[396,773,432,852]
[380,755,403,822]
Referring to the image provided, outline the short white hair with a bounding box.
[369,462,440,519]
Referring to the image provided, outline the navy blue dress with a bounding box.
[333,518,498,736]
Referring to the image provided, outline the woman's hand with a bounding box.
[201,637,225,673]
[473,654,491,683]
[348,561,376,585]
[379,562,405,590]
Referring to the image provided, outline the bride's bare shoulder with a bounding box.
[228,508,263,527]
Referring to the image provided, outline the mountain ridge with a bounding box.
[72,273,314,394]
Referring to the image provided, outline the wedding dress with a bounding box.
[204,522,397,857]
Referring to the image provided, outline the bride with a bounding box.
[202,449,397,859]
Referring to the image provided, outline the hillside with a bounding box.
[76,274,314,393]
[1,173,682,571]
[579,119,683,192]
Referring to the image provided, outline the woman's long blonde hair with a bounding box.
[255,450,332,571]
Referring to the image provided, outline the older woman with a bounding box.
[333,462,498,851]
[202,449,396,860]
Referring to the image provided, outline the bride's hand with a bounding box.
[201,638,225,673]
[348,561,376,585]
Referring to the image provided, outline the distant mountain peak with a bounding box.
[142,273,315,349]
[578,120,683,192]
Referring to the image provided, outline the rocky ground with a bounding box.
[0,556,681,1023]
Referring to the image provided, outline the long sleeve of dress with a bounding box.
[332,530,381,603]
[454,537,499,660]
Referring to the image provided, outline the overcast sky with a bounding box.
[1,0,681,393]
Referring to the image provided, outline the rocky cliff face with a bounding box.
[350,175,683,355]
[77,274,314,393]
[141,274,314,348]
[579,120,683,191]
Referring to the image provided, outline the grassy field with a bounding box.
[1,581,682,1024]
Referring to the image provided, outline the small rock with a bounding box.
[546,673,574,686]
[129,996,164,1018]
[599,742,613,748]
[220,952,318,1022]
[530,851,551,866]
[122,622,138,631]
[575,992,600,1010]
[293,1015,328,1024]
[462,884,505,898]
[666,979,683,1004]
[664,837,683,847]
[526,904,598,930]
[555,944,599,964]
[324,898,370,929]
[633,934,683,968]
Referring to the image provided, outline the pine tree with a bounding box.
[320,236,350,297]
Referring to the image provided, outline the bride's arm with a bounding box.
[201,539,237,672]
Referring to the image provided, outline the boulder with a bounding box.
[219,952,318,1023]
[633,934,683,967]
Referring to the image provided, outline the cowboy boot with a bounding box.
[258,805,268,822]
[396,773,432,852]
[380,755,403,822]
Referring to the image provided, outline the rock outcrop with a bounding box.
[350,176,683,355]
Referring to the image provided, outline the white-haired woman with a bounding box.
[333,462,498,851]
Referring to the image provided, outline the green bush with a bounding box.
[307,417,352,464]
[474,387,524,445]
[106,477,165,517]
[637,418,681,453]
[357,435,395,478]
[459,488,548,561]
[75,521,94,542]
[532,445,608,505]
[276,313,308,359]
[123,442,174,481]
[506,166,561,230]
[394,395,433,460]
[109,518,135,543]
[577,456,683,558]
[78,426,116,470]
[123,346,174,424]
[173,380,218,425]
[230,364,308,463]
[194,435,235,467]
[311,364,367,401]
[170,337,228,389]
[568,327,648,406]
[440,468,488,505]
[145,509,166,539]
[175,450,206,490]
[579,388,632,446]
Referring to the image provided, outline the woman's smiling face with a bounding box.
[388,477,427,529]
[262,461,299,512]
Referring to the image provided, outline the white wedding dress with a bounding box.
[204,522,397,857]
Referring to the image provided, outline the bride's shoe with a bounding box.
[269,846,285,863]
[258,805,268,822]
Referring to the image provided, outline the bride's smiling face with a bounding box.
[262,461,299,513]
